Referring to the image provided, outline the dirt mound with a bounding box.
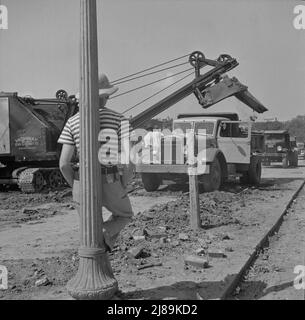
[0,189,72,211]
[110,191,241,272]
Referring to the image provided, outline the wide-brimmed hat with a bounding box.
[98,73,118,97]
[75,74,118,100]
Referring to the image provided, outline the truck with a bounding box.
[0,90,78,192]
[261,130,298,168]
[137,112,265,192]
[130,51,268,192]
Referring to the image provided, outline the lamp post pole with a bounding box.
[67,0,118,300]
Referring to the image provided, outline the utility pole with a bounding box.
[67,0,118,300]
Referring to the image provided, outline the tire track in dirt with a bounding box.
[227,180,305,300]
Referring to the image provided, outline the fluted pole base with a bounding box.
[67,253,118,300]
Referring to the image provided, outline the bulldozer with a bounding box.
[0,90,78,192]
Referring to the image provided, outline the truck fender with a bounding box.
[199,148,228,179]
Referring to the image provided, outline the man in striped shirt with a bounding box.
[58,74,134,252]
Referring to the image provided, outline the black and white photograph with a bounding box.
[0,0,305,306]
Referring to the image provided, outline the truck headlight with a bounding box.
[277,146,282,152]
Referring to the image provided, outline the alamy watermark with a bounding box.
[96,121,207,174]
[0,5,8,30]
[293,265,305,290]
[293,4,305,29]
[0,265,8,290]
[294,265,305,290]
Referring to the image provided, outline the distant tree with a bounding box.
[252,121,285,131]
[252,115,305,142]
[284,115,305,142]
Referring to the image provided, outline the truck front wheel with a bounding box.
[202,158,222,192]
[141,173,162,192]
[241,156,262,186]
[248,156,262,185]
[289,153,298,167]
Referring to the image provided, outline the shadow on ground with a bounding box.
[116,274,278,300]
[229,280,294,300]
[260,178,305,189]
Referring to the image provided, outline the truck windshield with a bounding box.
[265,134,285,143]
[173,122,191,133]
[173,121,214,135]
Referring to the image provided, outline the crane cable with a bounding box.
[122,71,194,115]
[111,53,190,84]
[110,67,193,100]
[109,52,194,115]
[113,61,189,85]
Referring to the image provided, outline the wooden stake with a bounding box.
[67,0,118,300]
[188,130,201,230]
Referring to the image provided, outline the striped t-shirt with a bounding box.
[58,108,131,165]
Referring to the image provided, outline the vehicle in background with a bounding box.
[297,142,305,159]
[261,130,298,168]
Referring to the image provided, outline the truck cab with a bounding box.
[136,112,263,192]
[262,130,298,168]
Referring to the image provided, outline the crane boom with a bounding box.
[130,52,267,129]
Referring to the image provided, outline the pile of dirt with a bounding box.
[109,191,242,274]
[0,189,72,211]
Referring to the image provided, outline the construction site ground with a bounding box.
[0,161,304,300]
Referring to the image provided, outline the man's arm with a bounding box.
[59,144,76,187]
[118,118,135,188]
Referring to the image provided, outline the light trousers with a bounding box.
[72,175,134,251]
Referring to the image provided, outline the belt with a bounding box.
[74,166,118,181]
[101,166,118,175]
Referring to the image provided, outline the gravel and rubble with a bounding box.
[1,183,250,299]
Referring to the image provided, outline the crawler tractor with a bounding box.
[0,90,78,192]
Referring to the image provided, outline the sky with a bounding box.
[0,0,304,121]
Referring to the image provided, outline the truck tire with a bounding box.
[291,153,298,167]
[295,154,299,167]
[202,158,222,192]
[241,156,261,185]
[141,173,161,192]
[282,157,289,168]
[248,156,262,185]
[240,172,249,184]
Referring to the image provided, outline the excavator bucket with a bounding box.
[196,76,268,114]
[195,76,247,108]
[235,90,268,114]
